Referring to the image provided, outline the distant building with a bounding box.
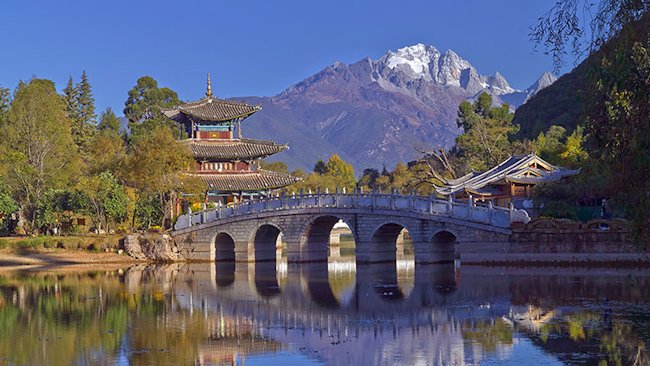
[436,154,579,209]
[163,75,299,204]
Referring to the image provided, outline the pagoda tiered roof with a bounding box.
[191,170,300,192]
[163,97,260,123]
[183,139,288,160]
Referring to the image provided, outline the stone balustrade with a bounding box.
[174,190,529,231]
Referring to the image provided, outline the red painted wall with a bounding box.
[198,131,232,139]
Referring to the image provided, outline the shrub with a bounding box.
[0,239,9,250]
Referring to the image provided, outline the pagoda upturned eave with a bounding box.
[189,170,300,192]
[162,96,261,123]
[182,138,289,161]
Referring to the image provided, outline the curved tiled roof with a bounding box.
[436,154,580,196]
[191,170,300,192]
[183,139,288,160]
[163,96,260,123]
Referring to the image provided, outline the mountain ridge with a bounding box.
[239,44,556,173]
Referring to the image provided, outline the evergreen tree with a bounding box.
[62,77,79,122]
[98,107,121,133]
[123,76,181,140]
[77,71,96,125]
[455,92,519,172]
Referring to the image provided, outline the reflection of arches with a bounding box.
[302,216,356,262]
[430,231,457,264]
[215,262,235,287]
[357,263,407,302]
[253,224,282,262]
[302,262,339,308]
[215,232,235,261]
[408,263,458,306]
[255,261,281,298]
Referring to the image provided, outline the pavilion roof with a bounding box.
[183,138,288,161]
[163,96,260,123]
[190,170,300,192]
[436,154,580,197]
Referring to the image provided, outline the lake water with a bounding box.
[0,259,648,365]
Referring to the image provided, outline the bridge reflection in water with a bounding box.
[2,260,649,365]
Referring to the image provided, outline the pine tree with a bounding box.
[77,71,96,125]
[98,107,121,133]
[62,77,79,122]
[70,71,97,156]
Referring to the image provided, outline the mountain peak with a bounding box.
[381,43,440,78]
[526,71,558,97]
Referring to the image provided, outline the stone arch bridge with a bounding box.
[172,192,530,263]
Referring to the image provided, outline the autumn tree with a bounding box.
[0,79,80,233]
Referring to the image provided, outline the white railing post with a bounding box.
[353,186,358,208]
[468,194,474,221]
[390,189,396,210]
[299,189,304,208]
[447,195,453,215]
[409,190,415,210]
[488,201,493,224]
[429,193,433,214]
[317,188,321,207]
[335,187,339,208]
[187,207,193,227]
[280,191,286,209]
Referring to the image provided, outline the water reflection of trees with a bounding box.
[512,305,649,366]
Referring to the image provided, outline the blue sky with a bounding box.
[0,1,570,114]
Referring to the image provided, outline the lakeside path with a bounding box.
[0,249,149,272]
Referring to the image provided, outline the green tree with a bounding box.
[535,125,567,165]
[124,125,200,229]
[123,76,181,139]
[77,71,96,125]
[0,86,10,127]
[313,160,327,174]
[98,107,121,133]
[62,77,79,122]
[0,79,80,234]
[77,171,128,233]
[455,92,519,172]
[0,183,18,231]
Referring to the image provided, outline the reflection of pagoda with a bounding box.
[163,75,299,204]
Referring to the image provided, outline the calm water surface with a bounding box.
[0,259,648,365]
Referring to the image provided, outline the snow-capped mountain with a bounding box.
[241,44,556,172]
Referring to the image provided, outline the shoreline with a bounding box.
[1,248,649,272]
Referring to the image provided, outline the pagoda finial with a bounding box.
[206,73,213,97]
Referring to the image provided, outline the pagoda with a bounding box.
[163,75,299,204]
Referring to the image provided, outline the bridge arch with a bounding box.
[214,232,236,261]
[300,215,356,262]
[427,230,458,264]
[250,223,284,262]
[360,221,416,263]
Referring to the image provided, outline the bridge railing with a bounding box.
[174,191,529,231]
